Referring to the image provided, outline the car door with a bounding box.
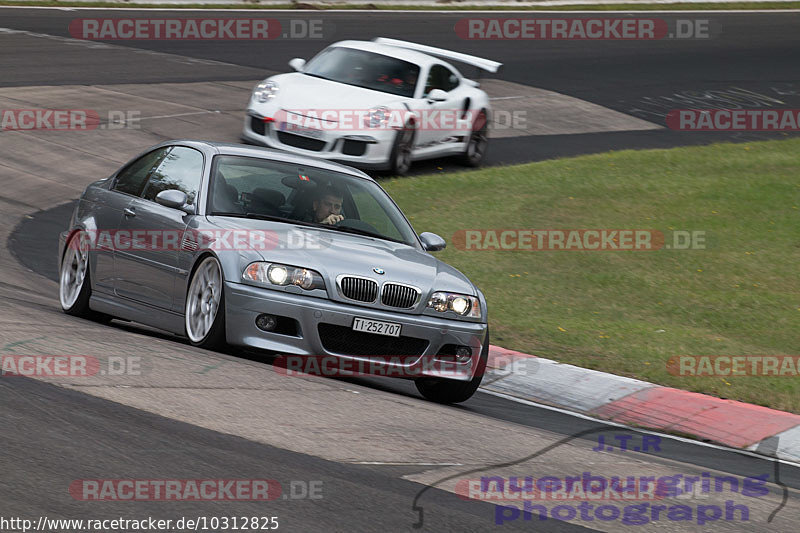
[414,64,466,150]
[113,146,204,310]
[91,148,169,294]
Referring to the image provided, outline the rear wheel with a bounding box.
[415,330,489,404]
[185,256,227,350]
[389,122,416,176]
[458,109,488,167]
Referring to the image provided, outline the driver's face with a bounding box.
[313,194,343,222]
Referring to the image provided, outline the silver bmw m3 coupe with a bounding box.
[58,140,489,403]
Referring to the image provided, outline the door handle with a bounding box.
[123,208,136,217]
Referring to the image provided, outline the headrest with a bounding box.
[252,188,285,208]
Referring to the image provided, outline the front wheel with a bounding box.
[59,230,111,323]
[415,330,489,404]
[458,109,488,167]
[185,256,227,350]
[59,231,92,316]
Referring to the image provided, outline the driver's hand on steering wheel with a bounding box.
[321,214,345,225]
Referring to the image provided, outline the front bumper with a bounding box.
[225,281,488,381]
[242,112,397,170]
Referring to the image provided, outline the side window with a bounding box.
[349,188,404,242]
[424,65,459,95]
[442,67,459,92]
[112,148,168,197]
[142,147,204,205]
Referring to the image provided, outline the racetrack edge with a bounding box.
[485,345,800,462]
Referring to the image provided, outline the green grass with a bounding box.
[381,138,800,413]
[4,1,800,10]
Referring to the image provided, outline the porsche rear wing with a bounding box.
[372,38,503,74]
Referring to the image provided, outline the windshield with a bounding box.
[207,155,419,246]
[303,47,420,98]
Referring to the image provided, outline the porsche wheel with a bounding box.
[389,122,416,176]
[459,109,488,167]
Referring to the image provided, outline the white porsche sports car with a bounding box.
[242,38,502,175]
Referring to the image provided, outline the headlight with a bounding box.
[427,291,481,318]
[243,262,325,291]
[268,264,288,285]
[253,80,279,103]
[365,106,390,128]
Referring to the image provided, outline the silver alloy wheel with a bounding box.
[185,257,223,343]
[59,231,89,310]
[395,127,414,174]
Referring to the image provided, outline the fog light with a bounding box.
[256,314,277,332]
[455,346,472,363]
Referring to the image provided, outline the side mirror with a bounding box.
[419,232,446,252]
[288,58,306,72]
[427,89,448,102]
[155,189,192,213]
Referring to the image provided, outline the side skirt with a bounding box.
[90,293,185,336]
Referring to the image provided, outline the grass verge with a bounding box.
[381,138,800,413]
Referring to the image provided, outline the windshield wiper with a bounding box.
[211,212,407,244]
[208,212,319,229]
[328,225,404,244]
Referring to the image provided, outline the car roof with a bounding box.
[329,40,453,71]
[156,140,374,181]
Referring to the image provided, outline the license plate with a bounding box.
[279,121,324,139]
[352,317,402,337]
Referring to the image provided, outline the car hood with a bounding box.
[205,216,476,300]
[250,73,404,115]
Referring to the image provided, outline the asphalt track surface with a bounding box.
[2,7,800,532]
[2,9,800,166]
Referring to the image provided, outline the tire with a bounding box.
[59,231,111,322]
[388,122,416,176]
[458,109,489,167]
[185,256,227,350]
[415,329,489,404]
[59,231,93,316]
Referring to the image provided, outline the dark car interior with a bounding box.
[209,169,362,224]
